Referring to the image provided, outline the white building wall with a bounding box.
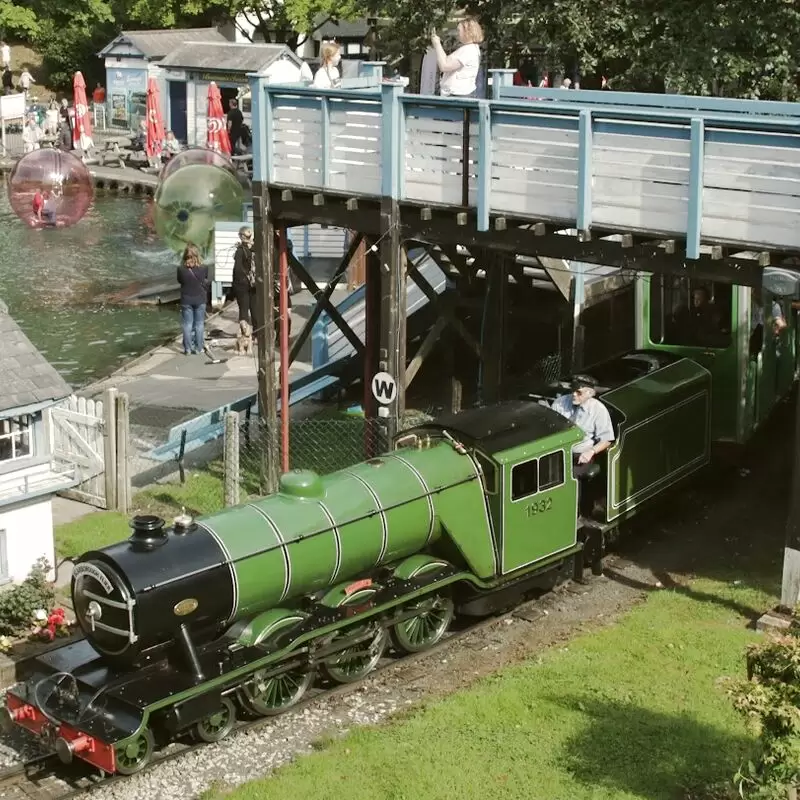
[105,56,145,71]
[0,497,55,584]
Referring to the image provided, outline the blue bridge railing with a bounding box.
[248,68,800,260]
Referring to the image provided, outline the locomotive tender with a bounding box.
[2,350,714,775]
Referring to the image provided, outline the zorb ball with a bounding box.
[7,149,94,229]
[160,147,237,182]
[152,163,243,257]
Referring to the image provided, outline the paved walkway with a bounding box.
[80,274,347,487]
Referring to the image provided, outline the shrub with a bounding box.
[724,621,800,799]
[0,558,55,638]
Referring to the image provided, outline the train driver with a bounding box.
[551,375,615,477]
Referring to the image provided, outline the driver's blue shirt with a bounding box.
[551,395,615,454]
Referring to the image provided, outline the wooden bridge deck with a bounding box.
[248,70,800,274]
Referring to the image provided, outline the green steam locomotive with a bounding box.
[1,350,715,775]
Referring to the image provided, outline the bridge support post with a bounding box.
[376,201,406,440]
[364,238,381,424]
[252,181,280,494]
[780,383,800,611]
[480,251,508,404]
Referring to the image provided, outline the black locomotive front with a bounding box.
[72,515,236,666]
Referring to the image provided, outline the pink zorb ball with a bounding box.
[8,149,94,229]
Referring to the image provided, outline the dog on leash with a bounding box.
[235,320,253,355]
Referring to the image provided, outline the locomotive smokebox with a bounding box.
[72,516,236,666]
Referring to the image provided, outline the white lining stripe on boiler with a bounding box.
[246,504,292,602]
[345,471,389,561]
[391,454,436,545]
[199,521,239,620]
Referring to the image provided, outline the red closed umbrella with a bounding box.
[206,81,231,155]
[72,71,93,151]
[146,77,165,160]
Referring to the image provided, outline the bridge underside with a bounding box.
[254,181,757,453]
[268,186,770,289]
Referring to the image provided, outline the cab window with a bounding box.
[649,276,731,349]
[511,460,538,501]
[538,451,564,491]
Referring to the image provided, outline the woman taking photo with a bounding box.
[177,244,208,355]
[313,42,342,89]
[430,17,484,98]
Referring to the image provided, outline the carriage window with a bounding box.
[649,276,731,349]
[475,451,497,494]
[538,451,564,491]
[511,459,538,501]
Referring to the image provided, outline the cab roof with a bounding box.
[412,400,575,455]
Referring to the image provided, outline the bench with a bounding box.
[147,361,348,480]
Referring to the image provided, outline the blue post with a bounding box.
[687,117,705,260]
[476,101,492,232]
[248,75,270,183]
[358,61,385,81]
[488,69,516,100]
[576,109,593,237]
[381,83,404,199]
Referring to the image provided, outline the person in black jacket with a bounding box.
[177,244,209,355]
[231,226,294,347]
[231,226,257,338]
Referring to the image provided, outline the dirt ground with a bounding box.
[360,395,790,701]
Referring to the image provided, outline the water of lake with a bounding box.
[0,182,181,388]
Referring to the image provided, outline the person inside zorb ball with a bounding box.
[152,161,243,257]
[7,149,94,229]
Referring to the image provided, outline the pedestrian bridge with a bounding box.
[248,68,800,271]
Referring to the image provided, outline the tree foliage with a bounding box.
[723,627,800,798]
[6,0,800,99]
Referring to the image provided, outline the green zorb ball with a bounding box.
[153,163,243,257]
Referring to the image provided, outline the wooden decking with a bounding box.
[249,70,800,264]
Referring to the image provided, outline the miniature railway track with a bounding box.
[0,561,603,800]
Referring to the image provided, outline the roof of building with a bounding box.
[415,401,575,455]
[313,18,371,41]
[159,42,301,74]
[99,28,228,60]
[0,305,71,414]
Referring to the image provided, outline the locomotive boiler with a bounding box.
[71,441,492,670]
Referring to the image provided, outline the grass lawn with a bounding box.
[54,466,226,558]
[208,575,770,800]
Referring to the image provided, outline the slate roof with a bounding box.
[0,306,71,414]
[159,42,300,74]
[313,18,371,40]
[99,28,228,60]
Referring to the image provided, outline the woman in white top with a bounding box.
[430,18,484,98]
[313,42,342,89]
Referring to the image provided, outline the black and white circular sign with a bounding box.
[371,372,397,405]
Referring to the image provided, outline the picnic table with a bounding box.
[97,135,134,169]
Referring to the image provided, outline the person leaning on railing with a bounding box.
[430,17,484,98]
